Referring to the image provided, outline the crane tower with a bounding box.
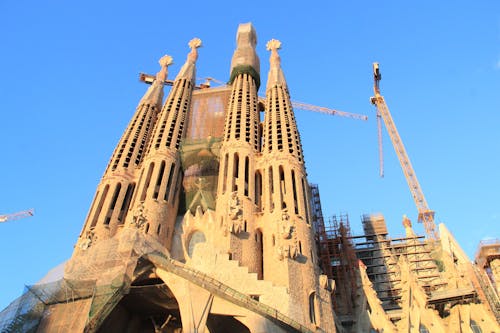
[370,62,439,241]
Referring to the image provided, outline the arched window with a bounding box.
[470,320,482,333]
[232,153,239,192]
[244,156,249,197]
[308,292,317,325]
[188,231,206,257]
[140,162,155,201]
[256,229,263,280]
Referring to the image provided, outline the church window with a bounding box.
[91,185,108,228]
[222,153,228,193]
[255,170,262,211]
[153,161,166,200]
[105,183,121,225]
[279,166,286,209]
[256,229,263,280]
[291,170,298,214]
[118,183,135,223]
[301,178,310,224]
[232,153,239,192]
[244,156,249,197]
[269,166,274,212]
[140,162,155,201]
[470,320,482,333]
[419,324,429,333]
[164,163,176,202]
[188,231,206,257]
[309,292,317,325]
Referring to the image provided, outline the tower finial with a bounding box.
[187,38,202,63]
[402,214,416,237]
[266,39,286,90]
[266,39,281,57]
[175,38,202,81]
[229,23,260,88]
[156,55,173,83]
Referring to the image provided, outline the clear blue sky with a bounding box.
[1,1,499,310]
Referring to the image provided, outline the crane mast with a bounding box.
[370,63,438,241]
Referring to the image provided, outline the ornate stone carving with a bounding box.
[276,243,299,260]
[78,229,97,250]
[275,209,301,260]
[280,210,292,239]
[130,202,148,231]
[225,192,244,235]
[319,274,333,291]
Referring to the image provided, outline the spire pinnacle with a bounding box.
[229,23,260,88]
[266,39,287,91]
[266,39,282,66]
[156,55,173,83]
[140,54,172,104]
[175,38,202,82]
[402,215,416,237]
[188,38,202,62]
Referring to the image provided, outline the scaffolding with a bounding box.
[353,214,449,311]
[474,238,500,321]
[475,238,500,287]
[309,184,333,279]
[315,213,358,316]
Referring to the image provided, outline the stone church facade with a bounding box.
[0,23,499,333]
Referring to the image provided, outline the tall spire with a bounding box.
[229,23,260,88]
[175,38,201,83]
[125,38,201,248]
[266,39,287,90]
[140,55,173,104]
[263,39,304,163]
[151,38,201,151]
[215,23,261,276]
[78,54,172,242]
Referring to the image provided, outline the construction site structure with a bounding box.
[313,209,500,332]
[0,209,34,223]
[474,239,500,315]
[370,63,438,241]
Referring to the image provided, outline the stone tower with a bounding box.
[124,38,201,249]
[77,54,171,245]
[215,22,262,273]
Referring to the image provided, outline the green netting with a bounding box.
[228,65,260,89]
[180,137,221,213]
[0,278,97,333]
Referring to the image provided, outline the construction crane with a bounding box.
[370,62,438,241]
[139,72,368,121]
[0,209,34,223]
[290,100,367,121]
[258,97,368,121]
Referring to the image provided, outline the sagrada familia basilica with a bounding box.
[0,23,498,333]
